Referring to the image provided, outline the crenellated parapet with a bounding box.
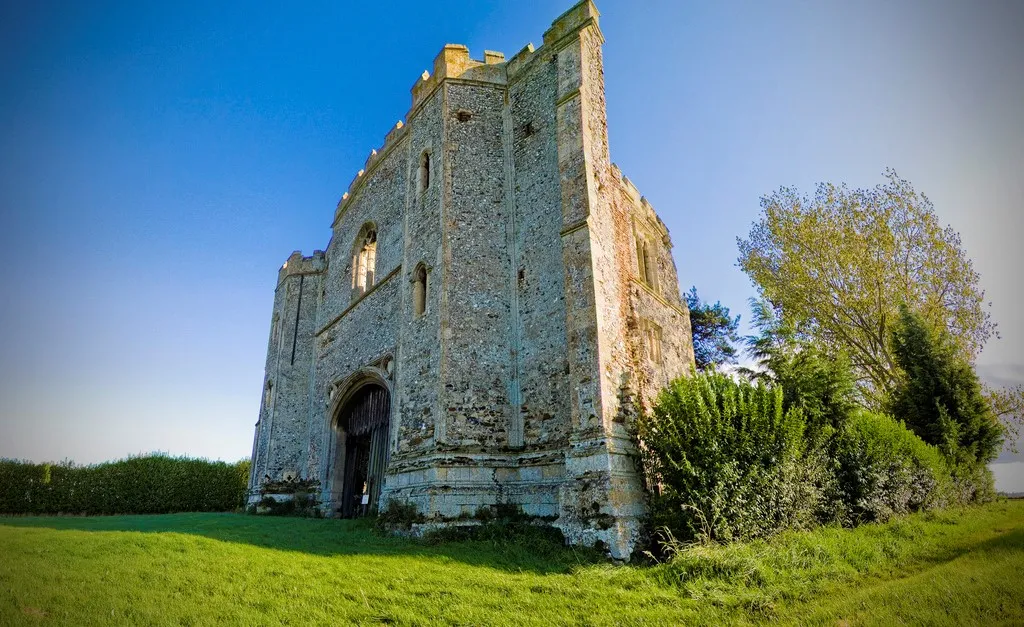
[610,164,672,247]
[277,250,326,285]
[410,44,507,110]
[332,0,603,228]
[543,0,602,47]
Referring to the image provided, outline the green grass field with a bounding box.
[1,501,1022,625]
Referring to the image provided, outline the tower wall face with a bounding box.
[247,0,695,559]
[251,251,325,487]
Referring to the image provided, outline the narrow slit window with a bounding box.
[419,151,430,193]
[636,234,659,293]
[413,264,427,317]
[643,244,657,291]
[636,238,648,284]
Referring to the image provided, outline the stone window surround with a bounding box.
[634,229,660,294]
[412,262,429,318]
[417,148,432,195]
[351,223,378,299]
[641,320,664,365]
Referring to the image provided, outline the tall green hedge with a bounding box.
[0,455,250,515]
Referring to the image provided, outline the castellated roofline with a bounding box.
[611,163,673,247]
[333,0,602,225]
[277,249,325,284]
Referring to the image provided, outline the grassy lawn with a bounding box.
[1,501,1022,625]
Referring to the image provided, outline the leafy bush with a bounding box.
[0,455,250,515]
[638,372,826,543]
[948,461,996,505]
[832,410,950,523]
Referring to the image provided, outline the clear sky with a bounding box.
[1,1,1021,485]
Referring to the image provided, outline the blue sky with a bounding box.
[1,1,1021,485]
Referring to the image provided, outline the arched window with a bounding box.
[413,263,427,317]
[352,228,377,296]
[418,150,431,193]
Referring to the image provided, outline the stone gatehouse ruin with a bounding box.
[247,0,695,559]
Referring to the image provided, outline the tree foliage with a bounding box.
[737,170,993,407]
[685,287,741,371]
[984,384,1024,454]
[740,299,857,441]
[889,307,1003,467]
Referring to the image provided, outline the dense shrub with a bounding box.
[832,410,950,523]
[638,372,827,543]
[948,460,997,505]
[0,455,250,515]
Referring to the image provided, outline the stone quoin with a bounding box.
[247,0,695,559]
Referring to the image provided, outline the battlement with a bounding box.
[409,45,508,110]
[543,0,601,46]
[278,250,326,283]
[333,0,604,225]
[611,164,671,244]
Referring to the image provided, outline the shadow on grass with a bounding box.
[0,512,604,575]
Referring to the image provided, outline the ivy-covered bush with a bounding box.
[637,372,827,543]
[0,455,250,515]
[832,410,951,522]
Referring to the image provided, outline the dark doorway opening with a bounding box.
[338,384,390,518]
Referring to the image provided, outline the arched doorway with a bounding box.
[335,383,391,517]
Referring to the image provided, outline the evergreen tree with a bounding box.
[889,306,1003,466]
[686,287,741,371]
[741,299,857,440]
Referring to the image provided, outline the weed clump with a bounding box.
[251,492,322,518]
[375,500,424,531]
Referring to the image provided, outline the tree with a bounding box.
[740,299,857,441]
[685,287,741,371]
[737,170,993,408]
[889,307,1002,466]
[984,385,1024,453]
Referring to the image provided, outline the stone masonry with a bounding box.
[247,0,695,559]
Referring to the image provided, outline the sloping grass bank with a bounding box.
[1,501,1022,625]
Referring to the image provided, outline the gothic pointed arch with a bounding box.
[326,367,392,518]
